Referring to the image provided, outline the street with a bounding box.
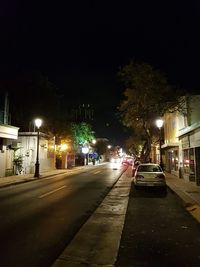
[116,185,200,267]
[0,163,124,267]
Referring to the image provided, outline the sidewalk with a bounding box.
[1,167,200,266]
[166,172,200,223]
[52,170,200,267]
[1,168,200,212]
[0,169,69,188]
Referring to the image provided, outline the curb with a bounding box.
[0,170,69,189]
[52,167,132,267]
[166,182,200,224]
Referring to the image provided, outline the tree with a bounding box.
[118,61,185,162]
[70,122,95,150]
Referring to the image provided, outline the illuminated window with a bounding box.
[183,149,189,174]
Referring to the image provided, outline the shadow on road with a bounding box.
[130,182,168,198]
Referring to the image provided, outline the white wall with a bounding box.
[17,133,56,174]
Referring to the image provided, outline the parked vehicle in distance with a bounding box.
[131,158,141,176]
[110,157,122,170]
[133,163,166,188]
[122,156,134,166]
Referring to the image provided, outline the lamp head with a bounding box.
[35,118,42,129]
[92,139,96,144]
[156,119,163,129]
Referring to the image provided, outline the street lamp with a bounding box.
[82,146,89,165]
[92,139,96,145]
[156,119,164,169]
[34,118,42,177]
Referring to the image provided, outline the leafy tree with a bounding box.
[118,61,185,162]
[70,122,95,150]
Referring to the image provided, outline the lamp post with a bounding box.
[156,119,164,169]
[92,139,96,145]
[34,118,42,177]
[82,146,89,165]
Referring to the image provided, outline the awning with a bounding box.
[0,124,19,140]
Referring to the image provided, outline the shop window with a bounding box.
[0,137,3,151]
[183,149,189,174]
[171,150,178,171]
[183,148,196,178]
[189,148,195,178]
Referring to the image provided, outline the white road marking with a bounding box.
[93,170,101,174]
[38,185,66,198]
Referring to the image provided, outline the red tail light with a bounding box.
[157,174,165,179]
[136,175,144,180]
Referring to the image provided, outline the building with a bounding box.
[16,132,56,174]
[162,95,200,185]
[162,111,180,176]
[178,95,200,185]
[0,124,19,177]
[0,91,19,177]
[71,104,94,122]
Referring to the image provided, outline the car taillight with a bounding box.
[136,175,144,180]
[157,174,165,179]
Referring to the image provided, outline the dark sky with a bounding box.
[1,0,200,145]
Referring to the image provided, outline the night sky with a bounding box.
[1,1,200,146]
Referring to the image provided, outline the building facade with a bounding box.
[0,92,20,177]
[0,124,19,177]
[162,95,200,185]
[162,112,180,176]
[16,132,56,174]
[178,95,200,185]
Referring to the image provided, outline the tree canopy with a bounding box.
[70,122,95,148]
[118,61,185,161]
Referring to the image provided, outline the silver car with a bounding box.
[133,163,166,188]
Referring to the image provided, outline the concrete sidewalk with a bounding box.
[52,165,132,267]
[0,162,107,188]
[1,166,200,266]
[0,166,92,188]
[166,172,200,223]
[0,169,69,188]
[51,170,200,267]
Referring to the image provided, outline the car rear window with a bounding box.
[138,165,161,172]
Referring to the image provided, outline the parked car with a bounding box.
[133,163,166,188]
[110,157,122,170]
[131,159,141,176]
[122,156,134,166]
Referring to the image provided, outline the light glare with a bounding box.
[35,118,42,128]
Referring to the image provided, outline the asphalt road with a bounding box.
[115,184,200,267]
[0,163,124,267]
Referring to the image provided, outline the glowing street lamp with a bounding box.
[60,143,68,151]
[92,139,96,145]
[82,146,89,165]
[156,119,164,168]
[34,118,42,177]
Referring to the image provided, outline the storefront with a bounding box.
[179,126,200,185]
[0,124,19,177]
[161,143,179,176]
